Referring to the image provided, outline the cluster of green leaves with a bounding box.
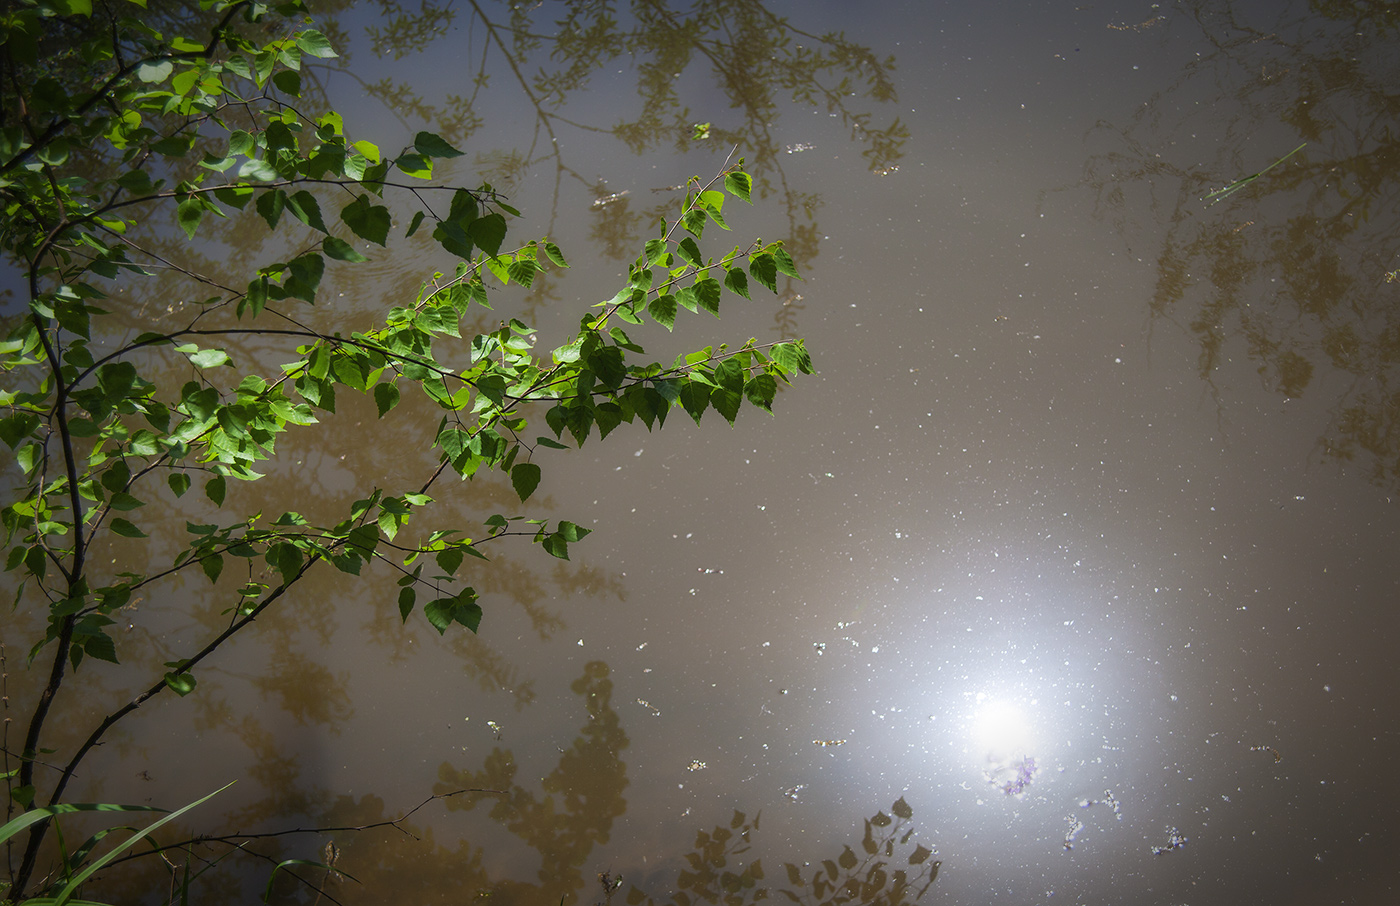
[0,0,810,899]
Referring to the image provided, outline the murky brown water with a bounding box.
[7,1,1400,903]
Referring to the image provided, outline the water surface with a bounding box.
[10,1,1400,903]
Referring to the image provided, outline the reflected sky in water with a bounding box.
[10,0,1400,903]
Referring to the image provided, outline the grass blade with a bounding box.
[1203,142,1306,205]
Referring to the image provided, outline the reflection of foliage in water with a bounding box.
[1073,0,1400,490]
[87,662,939,903]
[318,0,906,339]
[618,798,940,906]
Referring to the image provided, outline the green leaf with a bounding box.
[405,210,426,238]
[352,139,381,163]
[330,551,362,575]
[772,246,799,278]
[771,341,814,375]
[724,267,751,300]
[239,157,279,182]
[511,462,541,502]
[255,189,285,229]
[433,220,473,258]
[186,347,230,369]
[467,214,507,256]
[322,236,367,262]
[271,68,301,97]
[711,359,744,424]
[295,29,337,58]
[340,196,392,246]
[176,198,203,240]
[110,518,146,538]
[648,294,677,330]
[228,130,255,156]
[745,373,778,412]
[395,153,433,178]
[680,381,710,424]
[268,542,303,585]
[676,236,704,267]
[435,547,464,576]
[588,346,626,390]
[423,591,482,634]
[201,552,223,584]
[83,631,119,664]
[205,475,226,506]
[0,413,38,448]
[270,398,317,425]
[543,241,568,267]
[694,277,721,316]
[749,253,778,293]
[414,131,464,158]
[285,253,325,302]
[136,60,172,83]
[109,492,143,511]
[422,598,454,633]
[559,521,590,542]
[286,191,328,232]
[398,586,416,622]
[167,473,191,497]
[164,672,196,695]
[725,170,753,202]
[542,534,570,560]
[373,382,400,417]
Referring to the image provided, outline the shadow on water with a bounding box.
[86,663,940,905]
[1065,0,1400,491]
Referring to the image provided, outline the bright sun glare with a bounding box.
[969,696,1035,759]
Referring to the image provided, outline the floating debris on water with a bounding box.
[590,190,630,208]
[813,642,826,655]
[1065,790,1123,850]
[687,760,707,772]
[1250,744,1283,762]
[486,720,502,740]
[1063,817,1085,851]
[1079,790,1124,820]
[813,738,847,747]
[785,142,815,154]
[637,698,662,716]
[1151,827,1189,855]
[990,755,1038,796]
[1106,15,1165,31]
[783,783,807,801]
